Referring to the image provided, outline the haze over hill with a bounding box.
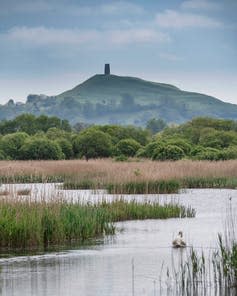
[1,67,237,126]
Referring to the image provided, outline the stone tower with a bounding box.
[104,64,110,75]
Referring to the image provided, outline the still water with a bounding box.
[0,185,236,296]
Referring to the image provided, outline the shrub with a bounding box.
[219,146,237,160]
[114,155,129,162]
[152,145,185,161]
[166,138,192,155]
[116,138,141,157]
[0,132,29,159]
[55,138,73,159]
[138,141,163,158]
[73,129,113,160]
[190,145,206,157]
[0,150,5,160]
[195,147,221,161]
[19,138,65,160]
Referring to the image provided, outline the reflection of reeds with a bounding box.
[17,189,31,196]
[0,190,9,196]
[168,238,237,296]
[0,195,195,251]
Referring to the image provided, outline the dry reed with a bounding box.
[0,159,237,184]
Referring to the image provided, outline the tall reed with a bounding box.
[161,216,237,295]
[1,160,237,192]
[0,196,195,251]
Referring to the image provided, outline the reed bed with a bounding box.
[106,180,180,194]
[0,196,195,251]
[182,177,237,189]
[0,159,237,192]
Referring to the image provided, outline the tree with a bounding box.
[73,129,113,160]
[0,114,72,135]
[146,118,167,134]
[55,138,73,159]
[19,138,64,160]
[152,145,185,161]
[195,147,221,161]
[95,125,150,145]
[46,127,70,140]
[0,132,29,159]
[0,150,5,160]
[116,138,141,157]
[166,138,192,155]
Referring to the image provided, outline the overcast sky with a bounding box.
[0,0,236,104]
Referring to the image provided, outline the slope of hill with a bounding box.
[1,74,236,126]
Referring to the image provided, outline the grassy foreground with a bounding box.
[1,159,237,193]
[0,197,195,251]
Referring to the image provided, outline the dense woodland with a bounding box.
[0,114,237,161]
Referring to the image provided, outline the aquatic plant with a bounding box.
[182,177,237,189]
[159,209,237,296]
[106,180,180,194]
[0,196,195,251]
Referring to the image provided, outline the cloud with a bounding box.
[2,26,170,47]
[181,0,220,10]
[76,2,145,16]
[156,10,222,29]
[0,0,144,16]
[0,0,52,14]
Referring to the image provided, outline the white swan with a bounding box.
[172,231,186,248]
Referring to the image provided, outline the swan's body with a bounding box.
[172,231,186,248]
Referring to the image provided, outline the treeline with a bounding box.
[0,115,237,161]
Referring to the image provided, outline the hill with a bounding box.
[1,73,237,126]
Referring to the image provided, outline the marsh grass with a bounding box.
[106,180,180,194]
[182,177,237,189]
[0,174,63,184]
[1,160,237,192]
[0,196,195,251]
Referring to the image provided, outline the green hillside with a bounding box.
[1,74,237,125]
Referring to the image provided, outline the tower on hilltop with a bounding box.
[104,64,110,75]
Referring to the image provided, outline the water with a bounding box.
[0,185,236,296]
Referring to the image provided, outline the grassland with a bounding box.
[0,159,237,193]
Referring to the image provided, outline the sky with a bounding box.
[0,0,236,104]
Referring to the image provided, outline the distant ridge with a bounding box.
[1,71,237,126]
